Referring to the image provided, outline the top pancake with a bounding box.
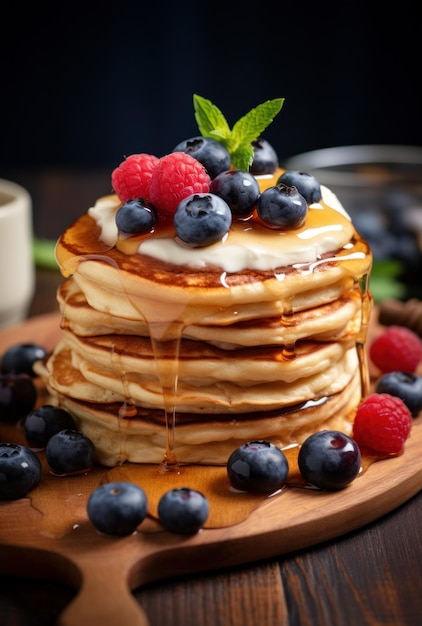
[55,223,371,331]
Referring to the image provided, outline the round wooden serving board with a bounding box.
[0,312,421,626]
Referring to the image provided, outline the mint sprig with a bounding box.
[193,94,285,171]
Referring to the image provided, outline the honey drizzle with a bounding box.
[58,195,372,472]
[13,427,392,538]
[60,249,372,470]
[356,272,373,398]
[148,325,183,473]
[280,298,297,360]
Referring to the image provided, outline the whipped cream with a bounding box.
[88,185,354,272]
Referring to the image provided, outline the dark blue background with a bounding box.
[1,2,420,170]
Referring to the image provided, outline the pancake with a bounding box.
[46,332,358,408]
[57,278,362,346]
[44,164,373,467]
[46,370,362,466]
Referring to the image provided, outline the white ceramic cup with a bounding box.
[0,179,35,328]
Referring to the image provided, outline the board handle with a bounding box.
[57,567,150,626]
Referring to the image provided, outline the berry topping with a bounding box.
[257,184,308,229]
[87,481,148,536]
[172,136,231,179]
[352,393,412,455]
[115,198,157,236]
[111,153,160,203]
[157,487,209,534]
[174,193,232,246]
[276,170,322,204]
[149,152,211,216]
[0,443,42,500]
[369,325,422,374]
[210,169,260,216]
[250,138,279,175]
[1,343,47,377]
[375,371,422,417]
[226,440,289,493]
[298,430,361,490]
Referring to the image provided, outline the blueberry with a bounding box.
[375,372,422,417]
[227,440,289,493]
[24,404,76,448]
[174,193,232,246]
[210,170,260,216]
[298,430,361,491]
[257,184,308,229]
[45,429,96,475]
[250,138,279,175]
[172,136,231,179]
[158,487,209,534]
[276,170,322,204]
[0,373,37,422]
[87,481,148,536]
[115,198,157,235]
[1,343,47,377]
[0,443,42,500]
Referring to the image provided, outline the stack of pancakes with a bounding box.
[44,170,373,466]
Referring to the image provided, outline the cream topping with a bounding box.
[88,185,354,272]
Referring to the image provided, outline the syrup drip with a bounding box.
[148,326,183,473]
[59,251,372,470]
[280,297,294,324]
[119,403,137,419]
[356,272,373,398]
[280,300,297,360]
[110,344,136,418]
[57,190,373,474]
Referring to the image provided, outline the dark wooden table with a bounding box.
[0,170,421,626]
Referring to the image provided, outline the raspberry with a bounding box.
[149,152,211,216]
[369,325,422,374]
[353,393,412,455]
[111,153,160,202]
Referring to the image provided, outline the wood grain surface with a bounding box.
[0,313,421,626]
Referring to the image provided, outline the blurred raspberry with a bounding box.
[353,393,412,454]
[369,325,422,374]
[111,153,160,202]
[149,152,211,216]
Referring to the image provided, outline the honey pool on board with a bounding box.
[1,415,389,538]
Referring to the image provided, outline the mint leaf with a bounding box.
[230,144,255,172]
[193,94,285,170]
[193,95,231,139]
[231,99,285,147]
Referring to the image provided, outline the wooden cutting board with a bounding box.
[0,312,421,626]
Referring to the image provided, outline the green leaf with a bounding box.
[231,99,285,148]
[230,144,255,172]
[370,259,406,303]
[370,277,406,303]
[193,94,285,169]
[32,237,58,270]
[193,95,231,139]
